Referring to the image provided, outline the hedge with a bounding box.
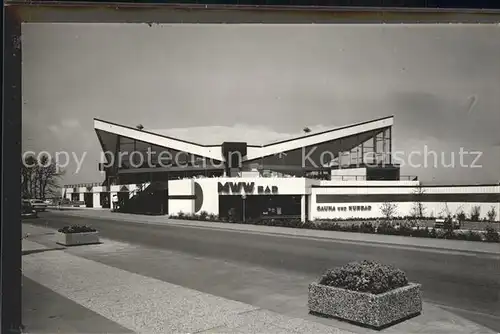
[169,212,500,243]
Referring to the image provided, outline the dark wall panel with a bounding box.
[317,193,500,203]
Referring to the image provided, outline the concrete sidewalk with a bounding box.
[23,223,497,334]
[50,209,500,255]
[23,238,353,334]
[23,274,132,334]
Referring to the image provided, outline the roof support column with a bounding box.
[382,129,386,164]
[388,127,393,164]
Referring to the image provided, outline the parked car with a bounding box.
[434,217,460,229]
[28,199,48,212]
[452,216,461,229]
[71,200,85,207]
[21,201,38,218]
[59,198,71,205]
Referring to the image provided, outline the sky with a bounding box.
[22,23,500,185]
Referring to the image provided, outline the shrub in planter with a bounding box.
[318,260,408,294]
[484,226,500,243]
[58,225,97,234]
[309,260,421,329]
[57,224,99,246]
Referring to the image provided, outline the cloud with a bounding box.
[21,24,500,185]
[389,91,500,146]
[45,119,82,139]
[61,118,81,128]
[152,123,334,146]
[47,125,59,134]
[394,137,500,184]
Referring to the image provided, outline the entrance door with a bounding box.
[151,189,168,215]
[100,192,110,208]
[242,195,302,220]
[218,195,243,222]
[118,191,129,209]
[84,193,93,208]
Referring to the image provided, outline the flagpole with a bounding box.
[260,145,263,176]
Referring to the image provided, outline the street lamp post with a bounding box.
[242,194,246,223]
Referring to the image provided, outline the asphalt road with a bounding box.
[27,212,500,331]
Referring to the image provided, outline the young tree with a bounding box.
[37,155,65,199]
[411,184,426,218]
[486,206,497,222]
[380,202,398,220]
[21,154,64,199]
[439,202,452,219]
[455,207,466,222]
[21,155,37,199]
[470,205,481,222]
[443,216,455,236]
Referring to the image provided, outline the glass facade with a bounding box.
[96,125,395,184]
[96,129,225,185]
[330,127,392,168]
[116,136,215,170]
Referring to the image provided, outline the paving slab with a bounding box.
[22,275,133,334]
[22,238,357,334]
[22,239,132,334]
[22,224,497,334]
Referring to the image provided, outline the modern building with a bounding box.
[62,116,500,221]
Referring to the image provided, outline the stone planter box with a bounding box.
[57,231,100,246]
[308,282,422,329]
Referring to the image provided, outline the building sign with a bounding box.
[218,182,278,195]
[317,205,372,212]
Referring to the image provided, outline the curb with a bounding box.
[163,219,500,258]
[45,210,500,257]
